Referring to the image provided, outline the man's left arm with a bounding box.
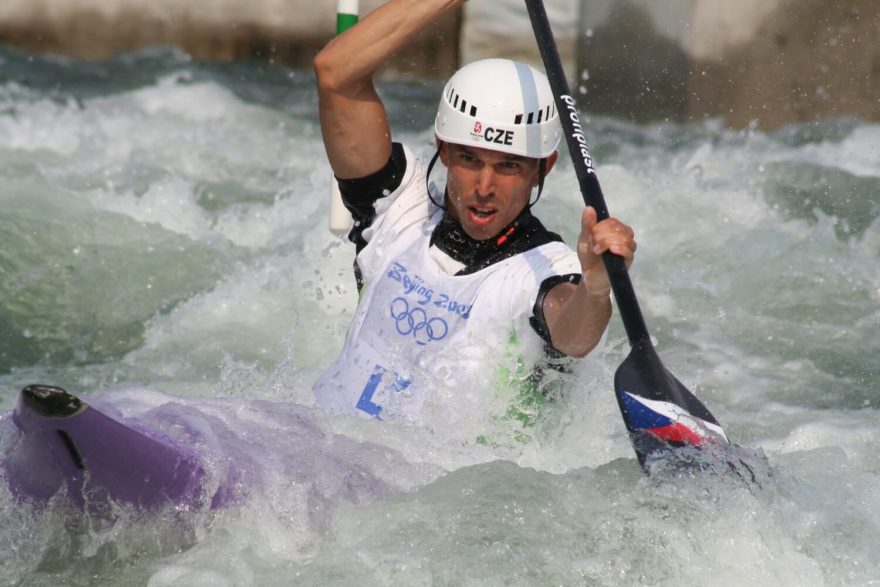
[542,206,636,357]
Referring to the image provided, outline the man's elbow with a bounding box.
[567,347,594,360]
[313,50,336,92]
[550,337,598,359]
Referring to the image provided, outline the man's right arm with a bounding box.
[313,0,465,180]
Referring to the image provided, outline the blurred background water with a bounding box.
[0,46,878,586]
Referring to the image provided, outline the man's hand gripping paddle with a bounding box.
[525,0,732,471]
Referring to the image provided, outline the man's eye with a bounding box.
[497,162,521,173]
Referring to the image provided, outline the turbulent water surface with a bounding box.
[0,46,878,586]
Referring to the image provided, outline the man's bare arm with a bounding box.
[314,0,465,180]
[544,206,636,357]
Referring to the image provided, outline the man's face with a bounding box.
[439,142,556,241]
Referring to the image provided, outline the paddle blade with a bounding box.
[614,339,729,468]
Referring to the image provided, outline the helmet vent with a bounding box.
[513,104,556,126]
[448,88,478,117]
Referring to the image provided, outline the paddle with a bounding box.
[524,0,730,470]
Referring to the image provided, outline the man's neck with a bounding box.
[429,207,561,276]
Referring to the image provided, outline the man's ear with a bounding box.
[544,151,559,175]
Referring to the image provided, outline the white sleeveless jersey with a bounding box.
[313,145,583,419]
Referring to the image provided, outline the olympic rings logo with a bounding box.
[390,297,449,346]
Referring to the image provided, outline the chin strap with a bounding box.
[425,148,447,210]
[528,157,548,208]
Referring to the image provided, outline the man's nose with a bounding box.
[475,166,496,197]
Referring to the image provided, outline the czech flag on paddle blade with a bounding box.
[620,391,728,447]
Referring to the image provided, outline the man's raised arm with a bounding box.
[314,0,465,180]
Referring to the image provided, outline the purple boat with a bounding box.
[1,384,239,510]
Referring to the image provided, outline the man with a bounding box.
[312,0,636,421]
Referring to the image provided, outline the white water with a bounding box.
[0,47,878,585]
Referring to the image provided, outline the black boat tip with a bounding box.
[20,384,84,418]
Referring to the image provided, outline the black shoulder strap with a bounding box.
[529,272,582,354]
[337,142,407,253]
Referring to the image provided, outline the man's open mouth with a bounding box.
[468,207,496,222]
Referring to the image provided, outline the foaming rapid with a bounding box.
[0,46,878,586]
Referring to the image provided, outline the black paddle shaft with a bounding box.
[525,1,730,469]
[525,0,649,347]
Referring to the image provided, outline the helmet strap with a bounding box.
[528,158,548,208]
[425,147,447,210]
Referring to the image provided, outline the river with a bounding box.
[0,46,878,586]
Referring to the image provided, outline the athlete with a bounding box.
[312,0,637,420]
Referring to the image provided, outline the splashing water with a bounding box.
[0,46,878,586]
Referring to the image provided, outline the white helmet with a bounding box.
[434,58,560,159]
